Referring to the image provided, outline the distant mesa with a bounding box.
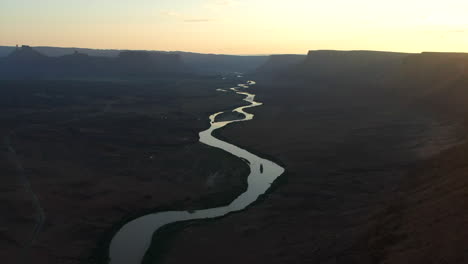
[3,46,468,83]
[0,45,191,79]
[252,50,409,82]
[8,45,47,61]
[293,50,408,81]
[402,52,468,79]
[0,45,274,77]
[251,49,468,100]
[397,51,468,99]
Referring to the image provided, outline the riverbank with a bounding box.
[0,78,251,264]
[145,78,464,264]
[109,81,285,264]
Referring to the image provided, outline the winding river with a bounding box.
[108,81,285,264]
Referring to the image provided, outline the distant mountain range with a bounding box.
[0,46,193,79]
[3,45,467,88]
[0,46,121,58]
[0,46,271,76]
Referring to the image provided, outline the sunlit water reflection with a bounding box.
[108,81,284,264]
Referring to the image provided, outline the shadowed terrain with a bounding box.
[0,78,251,264]
[0,46,269,76]
[3,47,468,264]
[0,46,191,80]
[141,50,468,264]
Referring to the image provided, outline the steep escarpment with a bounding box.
[155,50,468,264]
[401,52,468,86]
[366,52,468,264]
[254,54,306,75]
[293,50,408,84]
[257,50,468,115]
[395,52,468,116]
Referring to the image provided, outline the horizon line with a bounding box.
[2,44,468,56]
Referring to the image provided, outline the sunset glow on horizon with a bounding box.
[2,0,468,55]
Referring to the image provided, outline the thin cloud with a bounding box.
[184,19,215,23]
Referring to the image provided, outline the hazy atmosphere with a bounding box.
[3,1,468,264]
[2,0,468,54]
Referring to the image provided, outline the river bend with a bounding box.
[108,81,285,264]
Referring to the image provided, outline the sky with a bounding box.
[1,0,468,55]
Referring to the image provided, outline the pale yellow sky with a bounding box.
[1,0,468,54]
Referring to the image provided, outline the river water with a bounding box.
[108,81,285,264]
